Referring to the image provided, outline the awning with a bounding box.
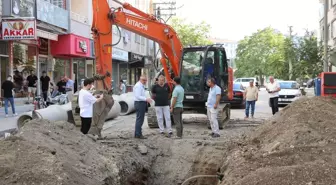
[36,29,58,41]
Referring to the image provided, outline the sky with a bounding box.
[165,0,321,41]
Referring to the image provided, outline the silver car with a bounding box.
[277,81,302,105]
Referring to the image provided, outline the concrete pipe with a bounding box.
[119,92,135,116]
[32,103,71,121]
[17,112,33,129]
[105,99,121,120]
[112,94,121,102]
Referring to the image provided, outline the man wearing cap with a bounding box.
[243,80,259,119]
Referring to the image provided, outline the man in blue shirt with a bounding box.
[170,77,184,138]
[206,78,221,138]
[133,75,152,139]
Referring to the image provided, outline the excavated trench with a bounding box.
[100,119,262,185]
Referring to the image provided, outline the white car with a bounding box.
[277,81,302,105]
[234,77,258,88]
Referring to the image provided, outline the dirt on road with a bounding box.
[219,96,336,185]
[0,96,335,185]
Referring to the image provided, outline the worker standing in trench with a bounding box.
[78,78,104,134]
[133,75,152,139]
[151,75,172,137]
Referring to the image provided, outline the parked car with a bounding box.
[223,83,245,108]
[234,77,258,89]
[278,81,302,105]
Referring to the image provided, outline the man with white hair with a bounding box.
[151,75,172,136]
[133,75,152,139]
[243,80,259,119]
[266,76,281,115]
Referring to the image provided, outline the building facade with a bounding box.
[319,0,336,71]
[0,0,154,97]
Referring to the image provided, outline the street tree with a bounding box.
[234,27,285,84]
[169,17,213,47]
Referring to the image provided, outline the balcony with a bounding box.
[70,11,91,38]
[36,0,69,30]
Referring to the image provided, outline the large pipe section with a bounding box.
[105,99,121,120]
[119,92,135,116]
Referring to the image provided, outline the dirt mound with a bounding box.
[220,97,336,185]
[0,120,122,185]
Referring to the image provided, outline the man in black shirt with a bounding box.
[56,78,66,94]
[26,70,38,104]
[151,75,172,136]
[40,71,50,101]
[1,75,17,117]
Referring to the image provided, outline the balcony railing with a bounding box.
[36,0,69,30]
[70,12,89,25]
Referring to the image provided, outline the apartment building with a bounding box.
[209,38,238,69]
[319,0,336,71]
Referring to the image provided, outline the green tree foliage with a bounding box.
[234,27,285,83]
[235,27,323,83]
[169,17,213,47]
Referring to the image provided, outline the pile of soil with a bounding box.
[220,96,336,185]
[0,120,150,185]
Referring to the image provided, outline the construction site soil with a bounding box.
[0,96,335,185]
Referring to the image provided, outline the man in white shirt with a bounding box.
[266,76,281,115]
[78,78,104,134]
[206,78,222,138]
[243,80,259,119]
[133,75,152,139]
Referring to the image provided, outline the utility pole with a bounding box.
[324,0,329,72]
[288,26,293,80]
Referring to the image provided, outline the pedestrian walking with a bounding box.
[40,71,50,102]
[206,78,221,138]
[151,75,172,136]
[119,80,126,94]
[170,77,184,139]
[78,78,104,134]
[1,75,17,117]
[26,70,38,104]
[243,80,259,119]
[133,75,152,139]
[266,76,281,115]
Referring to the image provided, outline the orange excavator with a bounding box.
[71,0,233,136]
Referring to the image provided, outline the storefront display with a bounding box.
[53,58,71,83]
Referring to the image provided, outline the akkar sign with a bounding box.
[2,20,36,40]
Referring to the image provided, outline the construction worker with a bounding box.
[151,75,172,136]
[170,76,184,139]
[78,78,104,134]
[206,78,221,138]
[133,75,152,139]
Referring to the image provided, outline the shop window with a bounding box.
[0,41,8,56]
[13,43,37,93]
[53,58,71,83]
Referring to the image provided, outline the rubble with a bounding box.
[218,97,336,185]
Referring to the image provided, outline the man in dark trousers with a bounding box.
[170,77,184,139]
[133,75,152,139]
[40,71,50,101]
[1,75,17,117]
[26,70,38,104]
[78,78,104,134]
[151,75,172,136]
[266,76,281,115]
[56,77,66,94]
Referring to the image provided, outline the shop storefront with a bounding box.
[50,34,91,90]
[111,47,128,91]
[0,41,10,97]
[128,52,145,85]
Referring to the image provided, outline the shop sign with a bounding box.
[39,38,49,55]
[112,47,128,62]
[75,38,88,54]
[2,20,36,40]
[130,53,143,61]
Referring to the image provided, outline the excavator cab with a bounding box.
[148,44,231,129]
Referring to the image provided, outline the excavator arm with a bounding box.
[92,0,183,91]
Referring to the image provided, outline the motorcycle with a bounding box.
[46,93,69,107]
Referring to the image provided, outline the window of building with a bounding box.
[45,0,66,9]
[135,34,140,43]
[328,24,331,40]
[141,36,145,45]
[53,58,71,83]
[332,20,336,38]
[321,27,325,41]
